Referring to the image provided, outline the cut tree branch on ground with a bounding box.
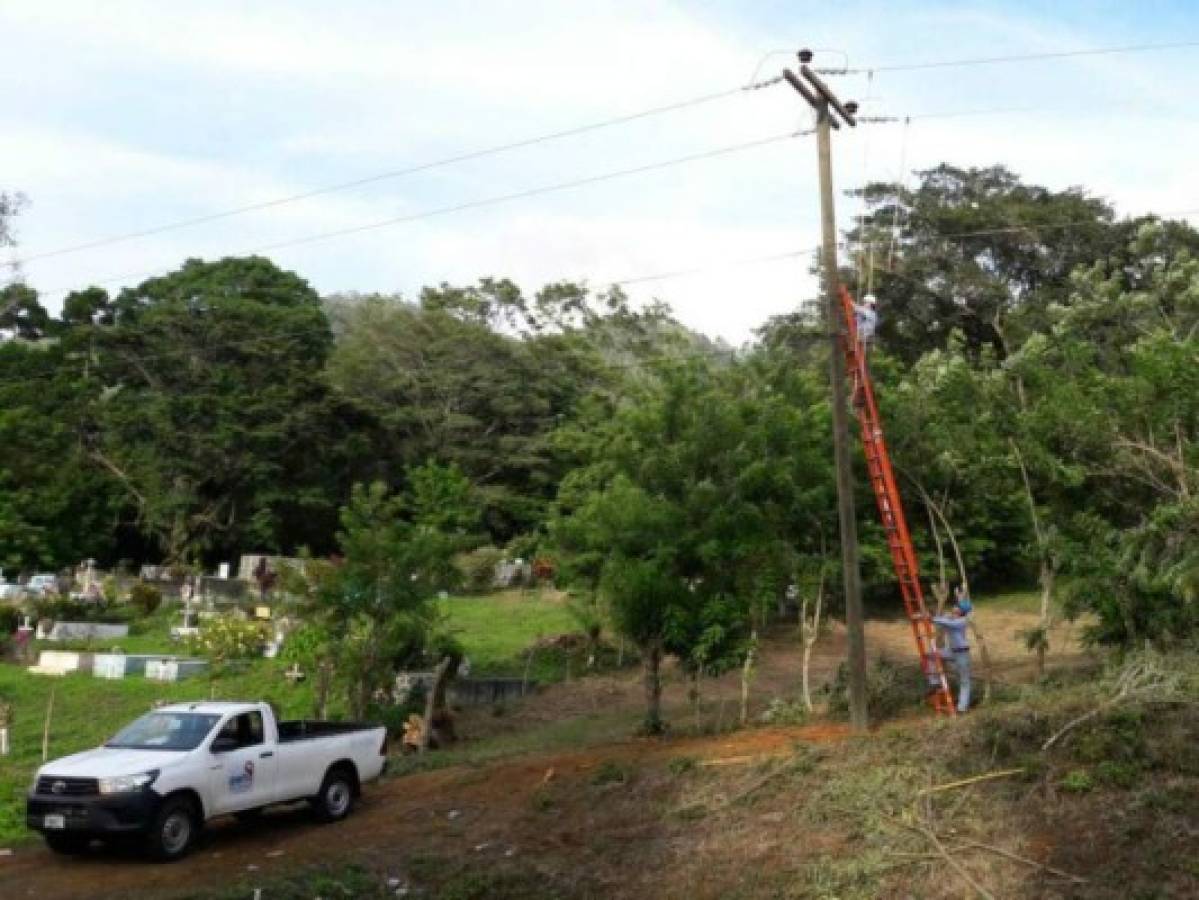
[916,768,1026,795]
[1042,653,1181,751]
[957,840,1087,884]
[890,815,996,900]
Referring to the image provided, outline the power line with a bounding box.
[831,39,1199,74]
[34,129,813,300]
[13,79,783,268]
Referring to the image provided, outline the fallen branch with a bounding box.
[880,813,995,900]
[958,840,1087,884]
[917,768,1025,795]
[907,819,996,900]
[675,762,789,815]
[1042,653,1180,751]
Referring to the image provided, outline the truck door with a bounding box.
[207,711,277,815]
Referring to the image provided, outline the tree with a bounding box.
[308,473,469,719]
[0,333,123,572]
[848,164,1117,362]
[553,356,833,731]
[85,256,336,563]
[327,294,602,540]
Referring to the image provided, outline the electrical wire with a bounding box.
[834,39,1199,74]
[12,79,785,269]
[32,129,814,301]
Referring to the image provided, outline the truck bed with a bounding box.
[276,720,379,743]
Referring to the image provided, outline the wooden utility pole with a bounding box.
[784,52,868,730]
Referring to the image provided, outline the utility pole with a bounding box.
[784,51,869,731]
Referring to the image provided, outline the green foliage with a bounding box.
[128,581,162,616]
[759,696,809,726]
[1060,769,1095,793]
[456,547,505,593]
[31,597,134,625]
[667,755,697,776]
[826,657,922,721]
[590,759,630,786]
[193,615,268,664]
[89,256,337,563]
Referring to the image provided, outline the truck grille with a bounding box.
[36,776,99,796]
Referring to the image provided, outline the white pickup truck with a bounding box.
[27,701,388,861]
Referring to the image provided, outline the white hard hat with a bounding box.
[864,293,877,307]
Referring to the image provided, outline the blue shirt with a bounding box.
[933,615,970,651]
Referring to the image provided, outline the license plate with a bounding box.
[43,814,65,830]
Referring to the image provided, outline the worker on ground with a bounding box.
[930,588,972,713]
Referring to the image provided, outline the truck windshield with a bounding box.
[106,712,221,751]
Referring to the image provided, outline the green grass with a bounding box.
[437,590,581,681]
[0,658,321,847]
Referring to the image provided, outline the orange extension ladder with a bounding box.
[838,286,956,716]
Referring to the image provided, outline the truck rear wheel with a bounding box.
[312,766,355,823]
[146,796,198,862]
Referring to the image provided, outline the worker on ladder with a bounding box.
[850,294,878,407]
[930,587,973,713]
[854,293,879,349]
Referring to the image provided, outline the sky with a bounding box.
[2,0,1197,343]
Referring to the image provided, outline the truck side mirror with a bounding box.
[210,735,238,753]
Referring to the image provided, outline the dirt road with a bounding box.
[0,722,850,899]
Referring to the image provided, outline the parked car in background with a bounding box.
[27,701,388,860]
[0,581,24,601]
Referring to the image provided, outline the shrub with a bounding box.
[129,582,163,616]
[455,547,505,593]
[1060,769,1094,793]
[668,756,697,776]
[826,656,922,721]
[193,615,268,664]
[0,606,19,635]
[759,697,809,726]
[590,760,629,786]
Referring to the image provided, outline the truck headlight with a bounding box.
[98,771,159,794]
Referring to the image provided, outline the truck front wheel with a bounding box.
[146,796,199,862]
[312,767,355,822]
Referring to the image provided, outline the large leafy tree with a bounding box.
[326,281,681,543]
[0,291,124,572]
[552,357,833,731]
[85,257,336,564]
[848,164,1118,362]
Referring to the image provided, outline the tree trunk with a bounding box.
[690,670,702,734]
[419,656,454,753]
[642,641,664,735]
[800,566,825,714]
[740,629,758,727]
[1036,560,1055,679]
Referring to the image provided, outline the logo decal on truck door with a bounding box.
[228,759,255,793]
